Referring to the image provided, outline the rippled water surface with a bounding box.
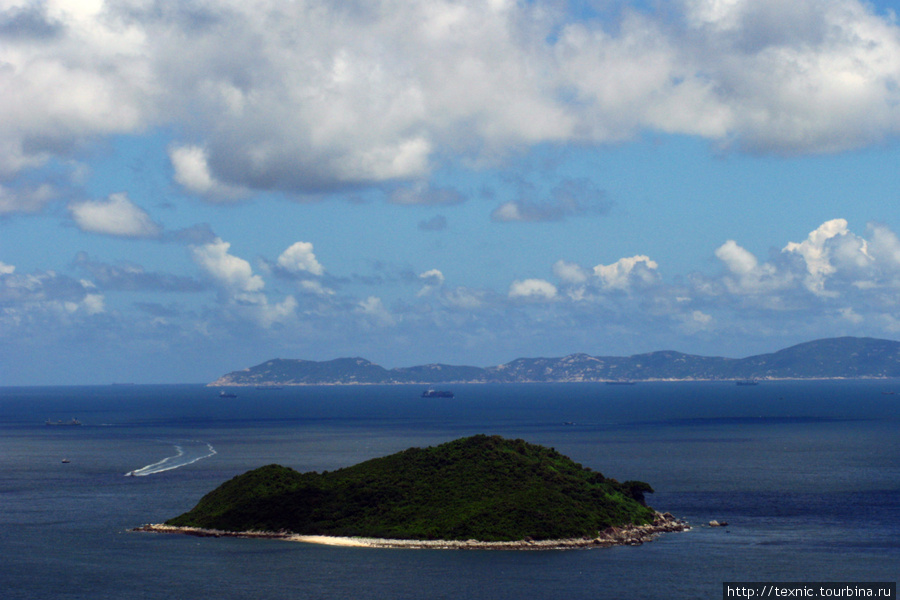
[1,381,897,599]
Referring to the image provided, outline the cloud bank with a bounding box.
[6,217,900,381]
[1,0,899,211]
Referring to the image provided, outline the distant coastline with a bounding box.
[210,375,897,387]
[209,337,900,386]
[134,512,690,550]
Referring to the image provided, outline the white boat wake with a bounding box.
[126,440,217,477]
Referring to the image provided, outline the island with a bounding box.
[136,435,688,549]
[208,336,900,386]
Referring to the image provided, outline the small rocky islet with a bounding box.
[142,435,689,549]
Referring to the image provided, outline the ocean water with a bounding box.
[0,381,897,599]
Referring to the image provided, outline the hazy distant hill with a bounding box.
[209,336,900,386]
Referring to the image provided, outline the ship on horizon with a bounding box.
[46,418,81,426]
[421,388,454,398]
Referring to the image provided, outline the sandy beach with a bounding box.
[133,512,690,550]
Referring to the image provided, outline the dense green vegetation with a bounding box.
[166,435,657,541]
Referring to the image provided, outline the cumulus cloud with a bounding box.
[0,0,150,179]
[14,212,900,378]
[509,278,558,300]
[3,0,899,199]
[782,218,870,294]
[169,145,248,200]
[676,0,900,154]
[277,242,325,276]
[552,259,590,284]
[190,238,264,296]
[697,218,900,316]
[68,193,162,238]
[189,238,305,327]
[478,218,900,356]
[417,268,445,296]
[593,255,660,289]
[716,240,758,275]
[714,240,787,295]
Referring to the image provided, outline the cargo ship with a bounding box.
[421,389,454,398]
[46,418,81,426]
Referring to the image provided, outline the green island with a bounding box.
[143,435,687,548]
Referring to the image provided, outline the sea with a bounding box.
[1,380,897,600]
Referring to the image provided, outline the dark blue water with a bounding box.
[1,381,897,599]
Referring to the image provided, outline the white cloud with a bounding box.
[782,218,871,294]
[714,240,787,295]
[509,278,558,300]
[0,268,106,327]
[715,240,758,275]
[676,0,900,153]
[443,286,489,310]
[68,193,161,238]
[169,145,248,200]
[0,0,151,179]
[169,145,215,195]
[357,296,396,326]
[417,268,445,297]
[553,259,589,284]
[258,295,298,328]
[867,223,900,271]
[190,238,264,295]
[277,241,325,276]
[338,137,433,183]
[190,238,306,327]
[299,280,334,296]
[3,0,899,198]
[593,255,659,289]
[419,268,445,284]
[839,306,863,324]
[491,202,526,223]
[81,293,106,315]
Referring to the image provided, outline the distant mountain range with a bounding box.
[209,336,900,386]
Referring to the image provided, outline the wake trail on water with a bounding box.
[126,440,217,476]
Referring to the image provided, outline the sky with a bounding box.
[2,0,900,385]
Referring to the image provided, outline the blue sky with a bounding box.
[3,0,900,385]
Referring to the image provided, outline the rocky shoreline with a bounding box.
[133,512,689,550]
